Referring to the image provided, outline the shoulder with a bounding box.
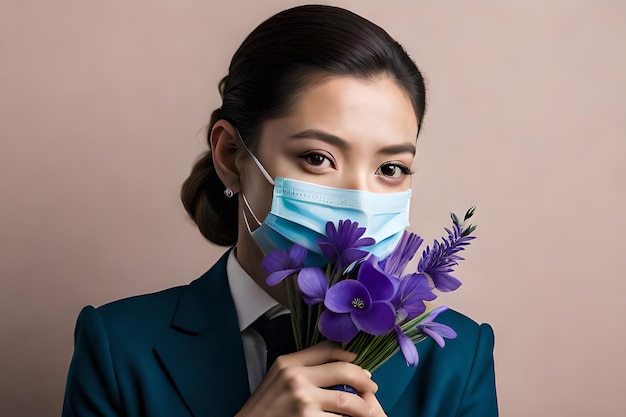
[432,309,498,415]
[438,308,495,344]
[85,250,232,330]
[433,308,495,364]
[71,285,189,358]
[73,250,232,339]
[426,309,497,407]
[408,309,497,415]
[409,307,495,391]
[93,285,186,327]
[377,308,497,416]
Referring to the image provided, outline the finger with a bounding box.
[252,369,373,417]
[361,391,387,417]
[315,386,377,417]
[275,340,357,368]
[302,361,377,394]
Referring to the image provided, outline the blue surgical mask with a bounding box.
[237,130,411,265]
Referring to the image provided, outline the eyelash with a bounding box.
[299,152,335,170]
[299,152,413,178]
[376,162,414,178]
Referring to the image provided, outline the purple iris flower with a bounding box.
[379,231,423,276]
[392,273,437,323]
[318,256,396,343]
[317,220,375,272]
[393,325,419,366]
[417,223,474,292]
[264,244,308,286]
[416,306,457,348]
[297,267,329,305]
[394,306,456,366]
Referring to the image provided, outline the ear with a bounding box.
[210,120,244,194]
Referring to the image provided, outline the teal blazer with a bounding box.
[62,251,497,416]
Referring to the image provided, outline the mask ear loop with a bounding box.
[234,128,275,186]
[241,198,255,237]
[240,193,269,256]
[234,128,274,240]
[241,191,263,234]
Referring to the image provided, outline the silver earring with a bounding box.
[223,188,234,198]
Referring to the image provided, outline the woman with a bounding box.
[62,5,497,417]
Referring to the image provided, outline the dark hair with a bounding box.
[182,4,427,246]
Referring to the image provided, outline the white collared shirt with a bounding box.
[226,250,287,392]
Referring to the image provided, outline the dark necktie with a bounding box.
[252,313,296,370]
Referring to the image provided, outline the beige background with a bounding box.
[1,0,624,416]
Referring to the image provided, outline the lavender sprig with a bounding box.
[417,207,477,292]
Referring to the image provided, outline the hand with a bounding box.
[236,341,387,417]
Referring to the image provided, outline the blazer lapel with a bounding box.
[153,250,250,417]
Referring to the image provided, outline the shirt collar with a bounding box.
[227,249,281,331]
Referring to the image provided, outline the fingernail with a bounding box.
[364,369,372,378]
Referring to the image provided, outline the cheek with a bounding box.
[254,190,273,222]
[239,164,274,221]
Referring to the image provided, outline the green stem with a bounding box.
[285,276,303,351]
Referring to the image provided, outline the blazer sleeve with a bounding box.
[62,306,123,417]
[457,323,498,416]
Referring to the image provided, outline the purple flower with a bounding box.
[394,325,419,366]
[318,256,396,343]
[263,244,308,286]
[379,231,423,276]
[297,267,329,305]
[416,306,457,348]
[393,306,456,366]
[392,273,437,323]
[417,223,475,292]
[318,220,375,272]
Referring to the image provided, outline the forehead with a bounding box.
[263,75,419,145]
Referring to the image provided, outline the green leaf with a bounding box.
[464,206,476,221]
[461,224,477,237]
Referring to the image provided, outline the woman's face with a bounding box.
[239,74,419,222]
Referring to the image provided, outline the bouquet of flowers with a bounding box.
[262,207,477,373]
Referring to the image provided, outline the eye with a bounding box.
[299,152,335,170]
[376,162,414,179]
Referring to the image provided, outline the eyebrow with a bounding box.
[290,130,350,149]
[290,129,416,156]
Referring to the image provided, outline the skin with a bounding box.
[211,74,419,417]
